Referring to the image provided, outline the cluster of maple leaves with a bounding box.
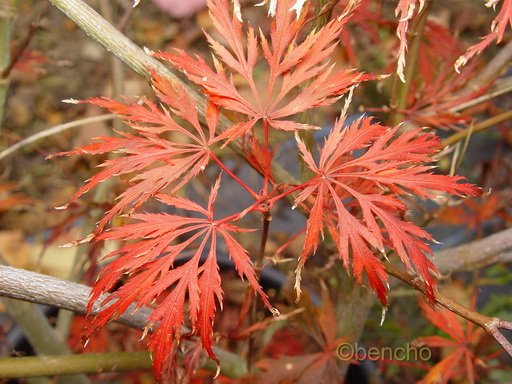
[53,0,512,381]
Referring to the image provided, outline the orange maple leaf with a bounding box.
[415,299,487,384]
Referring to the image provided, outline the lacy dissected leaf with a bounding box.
[456,0,512,72]
[86,177,276,381]
[337,0,387,65]
[50,73,220,231]
[155,0,379,143]
[415,300,485,384]
[257,288,345,384]
[395,0,424,82]
[294,114,480,304]
[399,21,490,130]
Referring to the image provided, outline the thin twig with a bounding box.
[0,114,115,161]
[448,77,512,114]
[0,352,151,378]
[1,21,43,79]
[247,211,271,369]
[383,262,512,357]
[442,109,512,147]
[465,39,512,91]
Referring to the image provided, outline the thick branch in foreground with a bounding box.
[0,266,247,378]
[2,220,512,376]
[3,225,512,333]
[435,227,512,274]
[0,265,150,329]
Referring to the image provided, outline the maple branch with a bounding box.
[383,262,512,357]
[465,39,512,91]
[0,265,150,328]
[442,109,512,147]
[448,76,512,114]
[42,0,373,378]
[0,265,248,378]
[434,227,512,275]
[45,0,294,185]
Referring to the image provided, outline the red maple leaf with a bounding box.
[154,0,379,144]
[415,299,486,384]
[87,176,277,381]
[393,0,512,81]
[456,0,512,72]
[294,105,480,304]
[399,22,488,130]
[50,72,221,232]
[395,0,423,82]
[257,289,347,384]
[52,1,484,381]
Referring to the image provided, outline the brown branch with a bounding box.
[383,262,512,357]
[465,40,512,91]
[448,76,512,114]
[0,265,248,378]
[0,265,151,329]
[435,227,512,275]
[1,21,42,79]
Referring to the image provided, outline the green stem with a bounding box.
[442,109,512,147]
[0,352,151,378]
[0,347,248,379]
